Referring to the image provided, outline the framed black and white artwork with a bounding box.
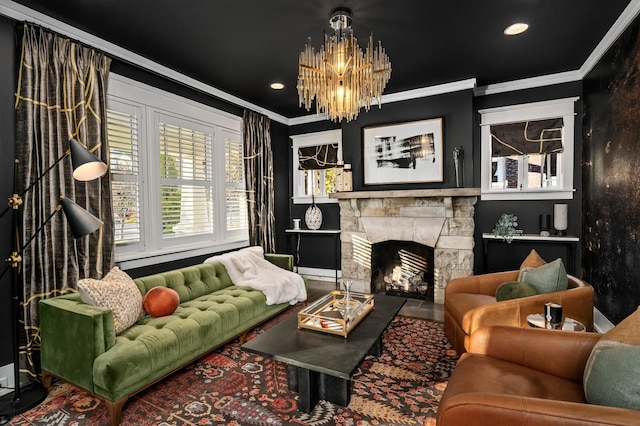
[362,118,444,185]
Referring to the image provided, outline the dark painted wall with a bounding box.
[287,91,474,271]
[343,91,475,192]
[473,82,584,275]
[288,121,341,270]
[0,16,16,366]
[288,85,585,282]
[583,14,640,324]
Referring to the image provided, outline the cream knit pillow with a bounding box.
[77,267,144,334]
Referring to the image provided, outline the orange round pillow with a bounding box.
[143,287,180,317]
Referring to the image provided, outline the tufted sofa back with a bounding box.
[133,262,233,303]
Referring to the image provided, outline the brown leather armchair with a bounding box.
[444,270,594,354]
[437,325,640,425]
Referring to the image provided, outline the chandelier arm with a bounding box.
[324,60,345,77]
[352,63,373,74]
[373,67,392,74]
[299,64,326,74]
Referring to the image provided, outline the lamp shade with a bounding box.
[69,138,108,181]
[60,197,104,239]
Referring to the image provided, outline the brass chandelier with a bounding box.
[297,7,392,122]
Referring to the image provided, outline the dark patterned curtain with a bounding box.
[242,110,275,252]
[14,24,114,381]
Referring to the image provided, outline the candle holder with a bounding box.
[539,214,551,237]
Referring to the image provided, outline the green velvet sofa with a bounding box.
[39,253,299,426]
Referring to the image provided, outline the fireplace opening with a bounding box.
[370,240,434,301]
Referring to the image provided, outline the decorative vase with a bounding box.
[335,280,361,317]
[305,196,323,230]
[554,204,568,236]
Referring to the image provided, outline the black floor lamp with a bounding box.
[0,138,107,423]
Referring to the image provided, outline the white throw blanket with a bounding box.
[204,246,307,305]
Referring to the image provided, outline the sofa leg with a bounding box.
[41,370,52,389]
[239,330,249,345]
[107,398,128,426]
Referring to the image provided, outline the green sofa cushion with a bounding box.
[495,281,538,301]
[518,258,568,294]
[134,263,232,303]
[92,286,281,399]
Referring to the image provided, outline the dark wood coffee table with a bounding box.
[241,294,405,412]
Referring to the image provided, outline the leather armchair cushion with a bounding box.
[518,258,568,294]
[519,248,547,269]
[583,306,640,410]
[448,352,587,404]
[495,281,537,301]
[584,342,640,409]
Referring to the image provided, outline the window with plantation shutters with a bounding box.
[107,74,247,268]
[158,120,214,239]
[225,133,247,231]
[107,101,143,251]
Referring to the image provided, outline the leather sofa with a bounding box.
[444,270,594,354]
[437,322,640,425]
[39,253,301,426]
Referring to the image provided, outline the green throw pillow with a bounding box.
[518,258,568,294]
[584,341,640,410]
[495,281,538,301]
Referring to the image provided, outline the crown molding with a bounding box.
[580,0,640,78]
[2,0,640,125]
[474,70,582,97]
[475,0,640,97]
[0,0,290,125]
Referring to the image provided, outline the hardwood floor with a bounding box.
[305,279,444,322]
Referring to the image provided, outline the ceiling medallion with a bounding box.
[297,7,392,122]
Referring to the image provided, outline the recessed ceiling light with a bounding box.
[270,82,285,90]
[504,22,529,36]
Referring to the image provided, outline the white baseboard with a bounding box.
[0,363,14,397]
[296,267,341,282]
[593,307,615,333]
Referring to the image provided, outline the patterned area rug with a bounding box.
[10,309,458,426]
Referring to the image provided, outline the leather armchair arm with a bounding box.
[466,285,595,336]
[469,326,602,382]
[439,393,640,426]
[445,270,519,297]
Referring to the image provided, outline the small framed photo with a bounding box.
[362,118,444,185]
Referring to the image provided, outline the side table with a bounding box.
[285,229,341,288]
[526,313,586,332]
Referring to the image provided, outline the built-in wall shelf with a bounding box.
[481,232,580,275]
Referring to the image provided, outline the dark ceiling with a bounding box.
[11,0,633,119]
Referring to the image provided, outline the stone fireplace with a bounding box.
[331,188,479,303]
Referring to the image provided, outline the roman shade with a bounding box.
[298,143,339,170]
[491,118,563,157]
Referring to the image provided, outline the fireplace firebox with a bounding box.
[370,240,434,300]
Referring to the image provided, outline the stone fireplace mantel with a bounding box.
[330,188,480,200]
[331,188,480,303]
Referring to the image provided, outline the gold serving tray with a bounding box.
[297,291,375,337]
